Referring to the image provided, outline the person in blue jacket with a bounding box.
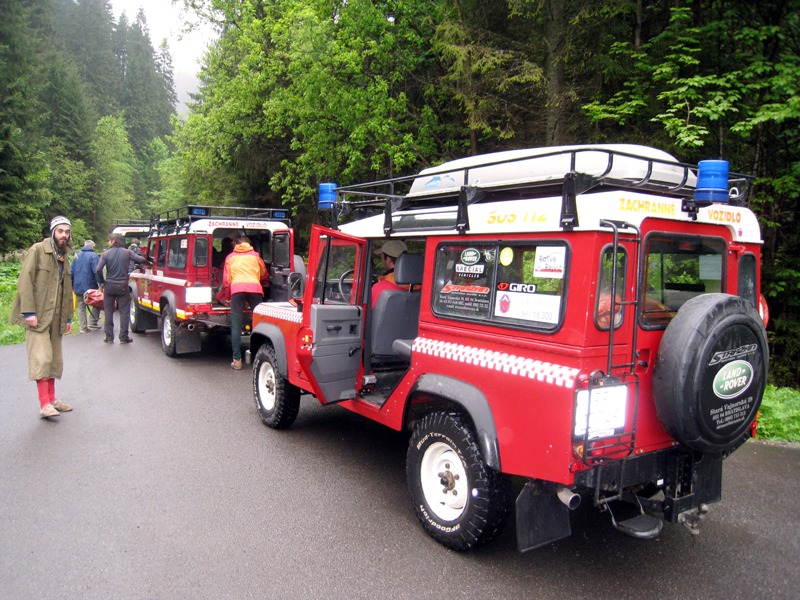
[72,239,101,333]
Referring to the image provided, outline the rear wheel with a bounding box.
[406,412,511,551]
[253,344,300,429]
[161,304,178,357]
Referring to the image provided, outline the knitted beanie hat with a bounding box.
[50,215,72,234]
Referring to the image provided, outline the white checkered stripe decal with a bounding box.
[412,338,579,388]
[253,303,303,324]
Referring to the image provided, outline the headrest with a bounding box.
[394,253,424,286]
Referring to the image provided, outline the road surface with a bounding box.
[1,331,798,599]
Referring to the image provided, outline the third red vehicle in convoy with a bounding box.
[247,145,769,552]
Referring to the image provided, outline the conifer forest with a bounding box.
[1,0,798,386]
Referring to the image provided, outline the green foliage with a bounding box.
[758,385,800,442]
[0,261,25,346]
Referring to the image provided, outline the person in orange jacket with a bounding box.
[222,236,268,370]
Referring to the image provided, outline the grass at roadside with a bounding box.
[758,385,800,443]
[1,259,798,442]
[0,262,25,345]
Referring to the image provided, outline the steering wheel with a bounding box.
[338,269,355,302]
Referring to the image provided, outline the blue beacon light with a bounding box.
[318,183,337,210]
[694,160,729,203]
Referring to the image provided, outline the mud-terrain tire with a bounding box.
[160,304,178,357]
[653,293,768,453]
[407,412,511,551]
[253,344,300,429]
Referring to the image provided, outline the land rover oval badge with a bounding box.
[712,359,753,400]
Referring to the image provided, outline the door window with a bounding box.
[312,235,362,305]
[642,234,726,326]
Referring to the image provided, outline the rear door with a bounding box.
[269,229,295,302]
[298,225,366,403]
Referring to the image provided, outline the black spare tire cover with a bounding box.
[653,293,768,453]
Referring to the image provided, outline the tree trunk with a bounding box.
[544,0,566,145]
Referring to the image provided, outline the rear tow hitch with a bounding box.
[677,503,709,536]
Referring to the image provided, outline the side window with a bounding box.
[194,237,209,268]
[432,244,495,319]
[432,242,567,329]
[738,253,757,306]
[273,232,291,269]
[154,239,166,268]
[642,234,726,326]
[312,235,361,305]
[595,247,627,329]
[167,237,188,269]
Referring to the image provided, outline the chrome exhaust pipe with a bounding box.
[187,323,196,331]
[557,486,581,510]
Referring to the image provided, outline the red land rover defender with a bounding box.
[129,205,298,356]
[248,145,769,552]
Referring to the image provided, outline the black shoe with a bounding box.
[120,338,133,344]
[104,338,114,344]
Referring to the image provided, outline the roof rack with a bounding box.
[150,205,291,235]
[331,146,752,233]
[112,219,150,228]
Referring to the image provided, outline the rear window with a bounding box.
[642,234,726,327]
[432,242,567,330]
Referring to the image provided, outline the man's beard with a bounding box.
[54,237,69,253]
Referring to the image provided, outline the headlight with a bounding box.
[574,385,627,439]
[185,286,212,304]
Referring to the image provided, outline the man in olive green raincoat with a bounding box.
[10,216,75,418]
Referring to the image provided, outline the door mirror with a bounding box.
[289,272,305,299]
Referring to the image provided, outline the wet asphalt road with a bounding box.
[1,329,799,599]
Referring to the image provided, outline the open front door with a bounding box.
[298,225,367,404]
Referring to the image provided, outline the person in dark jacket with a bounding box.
[72,239,101,332]
[96,233,149,344]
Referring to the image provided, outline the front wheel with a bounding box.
[161,304,178,357]
[406,412,511,551]
[253,344,300,429]
[130,292,145,333]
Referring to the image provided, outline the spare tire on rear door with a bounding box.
[653,293,768,453]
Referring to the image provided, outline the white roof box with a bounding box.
[407,144,695,198]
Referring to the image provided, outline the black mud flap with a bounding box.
[516,482,572,552]
[175,324,202,354]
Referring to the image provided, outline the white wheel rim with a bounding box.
[130,301,136,325]
[419,441,468,521]
[257,361,276,411]
[162,314,173,345]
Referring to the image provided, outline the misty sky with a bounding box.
[109,0,215,113]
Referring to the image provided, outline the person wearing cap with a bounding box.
[72,239,102,333]
[371,239,408,308]
[10,216,75,418]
